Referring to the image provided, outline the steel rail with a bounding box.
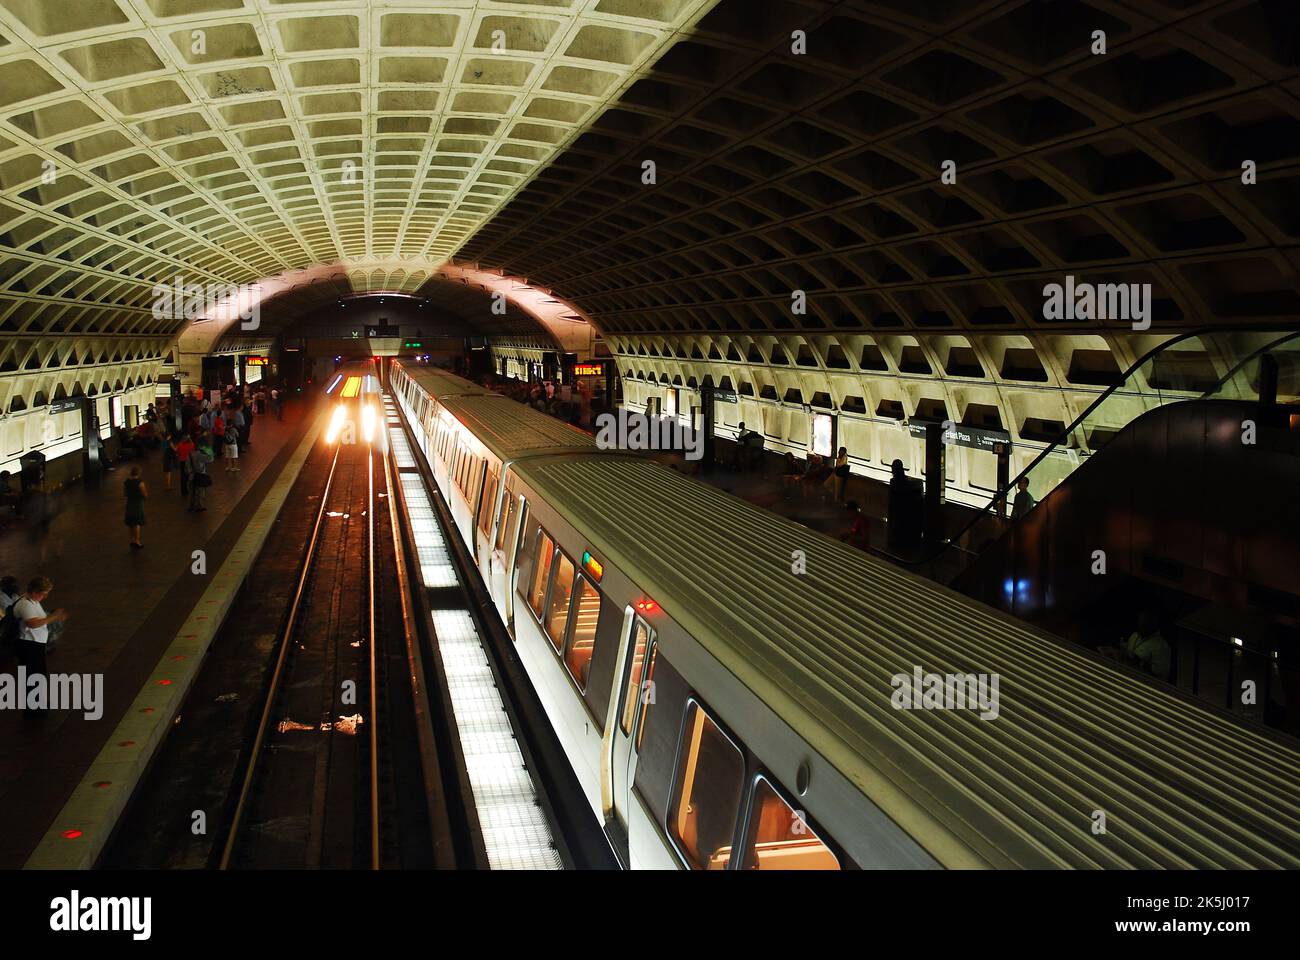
[218,443,340,870]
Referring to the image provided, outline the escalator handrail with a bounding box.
[877,324,1298,568]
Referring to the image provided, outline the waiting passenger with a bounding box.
[0,575,19,613]
[1124,609,1172,682]
[161,434,178,492]
[0,471,17,513]
[825,446,850,502]
[887,459,924,553]
[224,424,241,473]
[176,433,195,498]
[124,465,148,550]
[780,453,802,497]
[1010,477,1036,519]
[212,411,226,459]
[13,576,70,690]
[188,439,214,512]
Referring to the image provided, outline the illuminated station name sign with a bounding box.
[572,363,605,377]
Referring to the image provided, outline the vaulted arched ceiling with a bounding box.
[0,0,1297,490]
[0,0,719,350]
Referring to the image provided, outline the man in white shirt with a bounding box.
[13,576,69,679]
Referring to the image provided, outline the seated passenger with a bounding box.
[780,453,802,496]
[1124,609,1173,682]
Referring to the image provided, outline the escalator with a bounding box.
[925,328,1300,731]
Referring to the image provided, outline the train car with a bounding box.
[323,360,383,446]
[391,362,606,607]
[391,360,1300,870]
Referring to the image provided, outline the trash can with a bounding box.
[19,450,46,493]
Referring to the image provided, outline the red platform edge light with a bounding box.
[62,829,83,840]
[635,598,658,614]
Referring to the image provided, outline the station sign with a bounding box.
[712,390,738,403]
[907,420,1011,452]
[573,363,605,377]
[246,355,269,366]
[49,400,80,414]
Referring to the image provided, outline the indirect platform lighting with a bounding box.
[386,394,561,870]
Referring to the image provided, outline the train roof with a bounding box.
[397,363,493,398]
[436,394,601,462]
[395,361,606,462]
[512,454,1300,869]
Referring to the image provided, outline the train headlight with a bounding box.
[325,405,347,444]
[362,404,377,443]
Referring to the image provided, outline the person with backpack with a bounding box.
[175,433,195,498]
[223,423,241,473]
[188,438,214,512]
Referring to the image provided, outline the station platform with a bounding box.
[0,397,319,869]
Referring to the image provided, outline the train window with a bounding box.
[741,777,839,871]
[478,466,498,534]
[527,532,554,617]
[668,700,745,871]
[494,483,515,552]
[634,642,657,751]
[564,577,601,691]
[544,553,576,652]
[620,620,653,736]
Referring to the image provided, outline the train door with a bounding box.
[475,461,499,577]
[604,612,657,865]
[491,480,522,631]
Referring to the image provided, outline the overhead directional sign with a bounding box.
[907,420,1011,452]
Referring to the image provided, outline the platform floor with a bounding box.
[0,398,315,868]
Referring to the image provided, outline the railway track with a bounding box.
[218,439,383,869]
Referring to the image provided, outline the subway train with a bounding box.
[390,360,1300,870]
[323,360,382,445]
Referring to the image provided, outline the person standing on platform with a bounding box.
[224,423,241,473]
[123,465,148,550]
[212,410,226,460]
[826,446,850,502]
[161,433,179,491]
[272,387,283,421]
[188,439,213,512]
[237,400,252,447]
[176,433,195,498]
[14,578,69,706]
